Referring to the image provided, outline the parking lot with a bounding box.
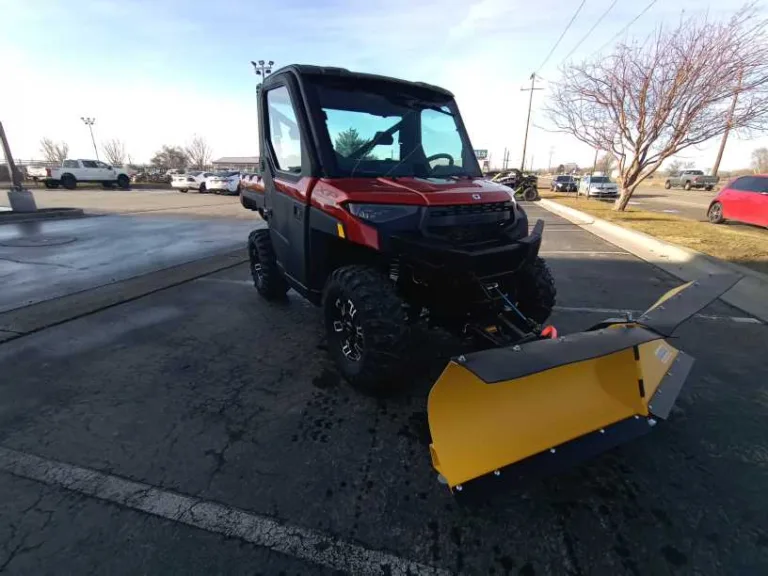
[1,201,767,575]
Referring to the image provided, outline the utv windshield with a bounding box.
[307,77,481,179]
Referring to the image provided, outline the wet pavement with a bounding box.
[0,204,766,575]
[0,215,257,313]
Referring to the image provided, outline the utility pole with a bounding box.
[530,155,534,172]
[520,73,544,171]
[548,146,554,173]
[1,121,37,212]
[251,59,274,86]
[712,70,743,177]
[80,117,99,160]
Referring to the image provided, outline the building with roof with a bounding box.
[211,156,260,172]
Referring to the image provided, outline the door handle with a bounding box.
[293,204,303,221]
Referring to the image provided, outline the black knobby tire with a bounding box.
[708,202,725,224]
[513,257,557,324]
[664,180,671,190]
[61,174,76,190]
[322,265,409,393]
[248,229,288,300]
[522,187,538,201]
[117,174,130,189]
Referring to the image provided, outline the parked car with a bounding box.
[665,170,718,191]
[578,175,619,198]
[27,159,130,190]
[707,175,768,227]
[550,174,577,192]
[171,171,212,193]
[204,171,241,195]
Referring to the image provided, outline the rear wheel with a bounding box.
[708,202,725,224]
[248,229,288,300]
[199,182,207,193]
[61,174,76,190]
[512,257,557,324]
[179,188,188,193]
[664,180,671,189]
[117,174,130,189]
[322,265,409,394]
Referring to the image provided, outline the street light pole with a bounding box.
[80,117,99,161]
[520,73,544,171]
[250,59,274,87]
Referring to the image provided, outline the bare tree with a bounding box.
[102,139,127,166]
[185,135,212,170]
[751,147,768,172]
[594,153,616,175]
[40,137,69,163]
[548,4,768,210]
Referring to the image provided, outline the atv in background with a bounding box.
[243,64,736,494]
[487,168,539,201]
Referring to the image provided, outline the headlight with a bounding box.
[346,203,419,223]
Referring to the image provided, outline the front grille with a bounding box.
[428,201,513,218]
[425,202,514,246]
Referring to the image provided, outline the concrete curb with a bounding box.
[0,207,86,224]
[539,198,768,323]
[0,249,248,342]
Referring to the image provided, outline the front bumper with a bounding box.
[392,218,544,280]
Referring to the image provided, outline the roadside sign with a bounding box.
[474,149,488,160]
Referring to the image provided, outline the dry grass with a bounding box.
[540,192,768,275]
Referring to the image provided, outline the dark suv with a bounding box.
[551,174,577,192]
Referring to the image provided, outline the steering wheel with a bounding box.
[426,153,455,166]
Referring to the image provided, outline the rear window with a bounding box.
[590,176,609,183]
[555,176,573,182]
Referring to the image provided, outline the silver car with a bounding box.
[578,175,619,198]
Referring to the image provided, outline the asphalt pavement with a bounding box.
[0,203,766,575]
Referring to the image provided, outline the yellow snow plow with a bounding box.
[428,274,740,493]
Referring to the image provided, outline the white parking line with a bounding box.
[539,250,630,255]
[197,277,253,286]
[0,446,449,576]
[554,305,762,324]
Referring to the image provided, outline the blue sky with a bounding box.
[1,0,762,170]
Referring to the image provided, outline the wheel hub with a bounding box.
[332,298,364,361]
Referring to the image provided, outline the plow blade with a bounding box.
[428,274,740,492]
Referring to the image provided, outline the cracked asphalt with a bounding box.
[1,203,767,575]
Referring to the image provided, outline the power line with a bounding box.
[593,0,658,55]
[537,0,587,73]
[561,0,620,64]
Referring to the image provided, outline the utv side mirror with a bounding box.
[372,131,394,146]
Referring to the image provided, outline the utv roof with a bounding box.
[263,64,454,98]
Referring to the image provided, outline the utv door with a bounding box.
[259,80,314,290]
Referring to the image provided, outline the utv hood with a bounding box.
[321,177,514,206]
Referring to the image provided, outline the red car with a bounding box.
[708,175,768,227]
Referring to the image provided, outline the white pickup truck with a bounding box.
[27,159,131,190]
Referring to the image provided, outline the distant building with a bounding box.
[212,156,260,172]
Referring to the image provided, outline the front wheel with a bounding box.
[248,229,288,300]
[684,181,692,191]
[707,202,725,224]
[664,180,671,190]
[179,188,188,193]
[322,265,409,394]
[511,257,557,324]
[706,185,714,191]
[199,183,207,194]
[522,187,538,201]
